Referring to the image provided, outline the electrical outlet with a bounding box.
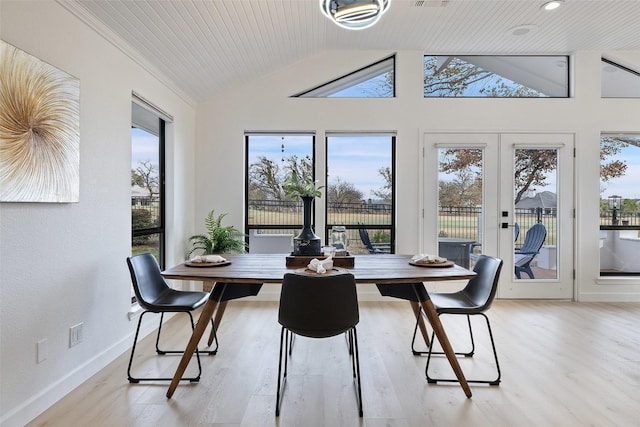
[37,338,48,363]
[69,323,83,347]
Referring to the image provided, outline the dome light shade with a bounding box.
[320,0,391,30]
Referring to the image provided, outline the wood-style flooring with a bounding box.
[28,300,640,426]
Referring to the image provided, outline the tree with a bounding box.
[248,154,314,201]
[600,136,629,189]
[327,178,363,206]
[248,156,285,200]
[621,198,638,213]
[440,138,629,205]
[372,166,392,203]
[131,160,158,198]
[423,56,542,97]
[438,167,482,208]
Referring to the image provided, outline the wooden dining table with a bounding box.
[161,253,476,399]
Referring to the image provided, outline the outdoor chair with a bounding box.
[358,227,390,254]
[514,223,547,279]
[425,255,504,386]
[470,222,519,264]
[276,272,363,417]
[126,253,216,383]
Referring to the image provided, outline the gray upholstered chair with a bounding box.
[276,272,363,417]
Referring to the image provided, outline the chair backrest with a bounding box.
[358,228,374,253]
[514,223,520,242]
[462,255,503,311]
[127,253,171,310]
[519,223,547,254]
[279,272,359,338]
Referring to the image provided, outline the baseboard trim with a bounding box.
[2,321,158,427]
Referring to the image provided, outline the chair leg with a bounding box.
[156,312,217,356]
[351,327,364,417]
[275,327,288,417]
[276,328,363,417]
[410,302,431,355]
[425,313,500,386]
[128,311,202,383]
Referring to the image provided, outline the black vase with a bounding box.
[293,196,322,256]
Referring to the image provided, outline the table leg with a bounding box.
[410,301,430,348]
[207,300,228,346]
[412,284,472,398]
[166,297,220,399]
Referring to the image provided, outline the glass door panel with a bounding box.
[498,133,574,299]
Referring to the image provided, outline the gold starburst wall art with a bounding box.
[0,40,80,202]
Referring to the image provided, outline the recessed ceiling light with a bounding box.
[509,24,538,36]
[541,1,563,11]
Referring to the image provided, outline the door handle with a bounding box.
[501,223,516,229]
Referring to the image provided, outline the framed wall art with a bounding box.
[0,40,80,202]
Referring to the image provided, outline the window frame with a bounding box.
[131,107,166,269]
[244,133,317,249]
[423,55,570,98]
[324,133,396,254]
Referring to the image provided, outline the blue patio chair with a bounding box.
[471,223,519,263]
[358,228,390,254]
[514,223,546,279]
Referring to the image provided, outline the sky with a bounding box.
[131,128,159,169]
[601,143,640,199]
[134,128,640,201]
[248,134,392,199]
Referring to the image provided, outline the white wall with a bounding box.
[0,2,197,425]
[195,50,640,302]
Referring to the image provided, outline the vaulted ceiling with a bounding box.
[60,0,640,104]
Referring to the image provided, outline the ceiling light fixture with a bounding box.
[320,0,391,30]
[541,0,563,11]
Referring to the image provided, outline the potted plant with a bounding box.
[283,171,324,256]
[187,210,247,258]
[282,170,324,199]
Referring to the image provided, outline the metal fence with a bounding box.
[247,201,558,247]
[600,207,640,228]
[248,199,392,226]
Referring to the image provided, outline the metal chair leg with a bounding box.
[276,327,288,416]
[425,313,500,385]
[128,311,203,383]
[352,327,364,417]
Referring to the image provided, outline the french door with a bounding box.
[423,133,574,299]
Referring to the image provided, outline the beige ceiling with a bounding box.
[60,0,640,104]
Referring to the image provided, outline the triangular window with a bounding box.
[294,55,394,98]
[602,58,640,98]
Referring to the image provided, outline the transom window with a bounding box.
[601,58,640,98]
[423,55,569,98]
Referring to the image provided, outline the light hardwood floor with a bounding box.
[28,300,640,427]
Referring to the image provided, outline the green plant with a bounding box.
[131,209,153,244]
[187,210,247,257]
[282,170,324,199]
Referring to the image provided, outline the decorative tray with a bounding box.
[286,253,354,268]
[409,260,454,268]
[185,260,232,268]
[293,267,345,276]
